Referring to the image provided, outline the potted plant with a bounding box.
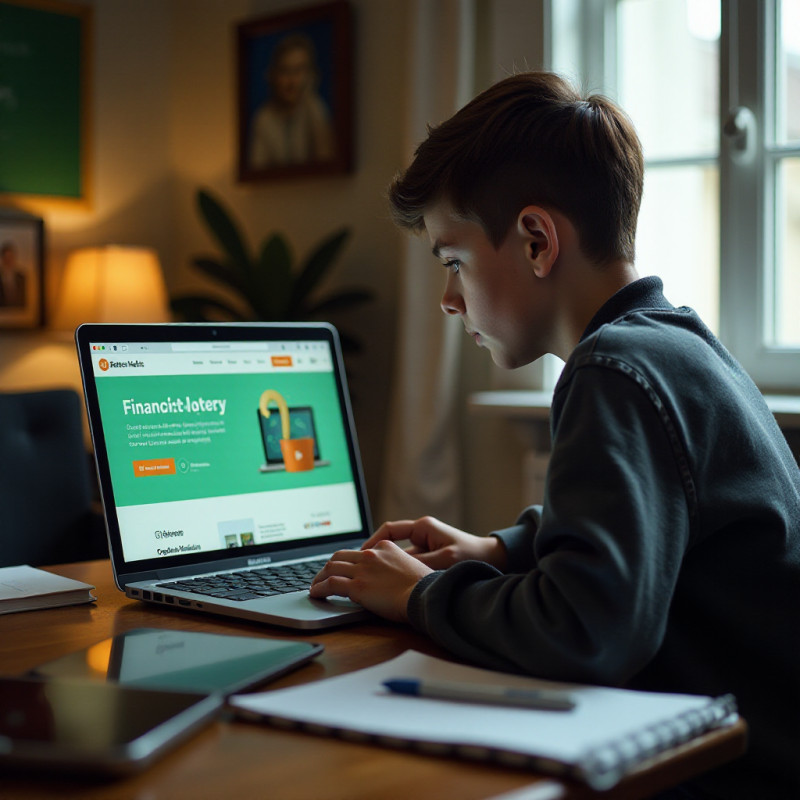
[171,188,373,353]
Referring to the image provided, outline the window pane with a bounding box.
[775,158,800,345]
[778,0,800,144]
[637,166,720,332]
[617,0,720,160]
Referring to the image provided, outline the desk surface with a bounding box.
[0,560,746,800]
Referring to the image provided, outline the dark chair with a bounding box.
[0,389,108,567]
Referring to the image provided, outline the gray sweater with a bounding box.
[408,277,800,797]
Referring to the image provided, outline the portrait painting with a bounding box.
[0,209,44,329]
[237,1,354,181]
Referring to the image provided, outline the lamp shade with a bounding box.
[54,245,169,328]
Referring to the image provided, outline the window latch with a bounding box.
[722,106,756,163]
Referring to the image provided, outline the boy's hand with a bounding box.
[309,540,431,622]
[362,516,508,571]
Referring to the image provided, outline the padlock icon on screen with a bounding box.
[259,389,314,472]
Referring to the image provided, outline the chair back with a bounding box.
[0,389,107,566]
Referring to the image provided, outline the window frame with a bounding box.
[548,0,800,391]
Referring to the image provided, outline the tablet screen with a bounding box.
[0,676,221,774]
[31,628,322,695]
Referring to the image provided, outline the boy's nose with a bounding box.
[440,278,465,315]
[441,292,464,315]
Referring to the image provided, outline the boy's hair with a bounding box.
[388,72,644,264]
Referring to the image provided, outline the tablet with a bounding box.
[30,628,322,695]
[0,676,222,775]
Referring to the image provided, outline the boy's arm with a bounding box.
[407,366,691,686]
[491,507,543,571]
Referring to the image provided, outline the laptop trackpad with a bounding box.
[313,594,362,611]
[259,591,364,618]
[295,592,367,620]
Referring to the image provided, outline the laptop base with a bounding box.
[126,583,371,630]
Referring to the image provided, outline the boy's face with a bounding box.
[272,46,313,107]
[424,201,554,369]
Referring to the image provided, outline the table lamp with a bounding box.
[54,245,170,328]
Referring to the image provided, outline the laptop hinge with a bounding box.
[119,538,364,585]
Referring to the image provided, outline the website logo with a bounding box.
[98,358,145,371]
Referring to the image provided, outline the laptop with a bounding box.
[76,322,373,629]
[257,405,331,472]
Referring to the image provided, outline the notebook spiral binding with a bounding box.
[574,693,739,790]
[239,691,739,792]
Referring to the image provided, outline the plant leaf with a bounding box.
[302,288,375,317]
[191,256,247,295]
[252,233,293,320]
[170,294,247,322]
[290,228,350,312]
[197,189,253,276]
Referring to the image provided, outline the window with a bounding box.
[773,1,800,346]
[549,0,800,389]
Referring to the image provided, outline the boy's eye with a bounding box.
[443,259,461,275]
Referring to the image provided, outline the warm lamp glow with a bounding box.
[54,245,170,329]
[85,638,113,677]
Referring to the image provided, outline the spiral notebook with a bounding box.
[230,649,738,791]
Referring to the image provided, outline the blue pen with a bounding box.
[382,677,576,711]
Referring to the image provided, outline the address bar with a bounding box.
[170,342,271,352]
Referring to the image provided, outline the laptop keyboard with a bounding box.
[156,559,328,602]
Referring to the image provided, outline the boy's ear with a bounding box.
[517,207,559,277]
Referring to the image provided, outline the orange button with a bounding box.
[271,355,293,367]
[133,458,176,477]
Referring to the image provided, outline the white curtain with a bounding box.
[379,0,477,527]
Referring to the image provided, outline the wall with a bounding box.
[0,0,410,510]
[0,0,175,396]
[1,0,561,535]
[167,0,410,507]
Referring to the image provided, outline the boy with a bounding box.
[310,72,800,797]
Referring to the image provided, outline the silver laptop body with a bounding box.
[76,322,372,630]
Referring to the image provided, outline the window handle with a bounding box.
[722,106,756,163]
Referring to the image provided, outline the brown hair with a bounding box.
[388,72,644,264]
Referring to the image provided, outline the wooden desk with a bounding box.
[0,560,746,800]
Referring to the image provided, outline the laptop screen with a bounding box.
[77,324,371,572]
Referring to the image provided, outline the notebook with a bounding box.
[231,649,740,791]
[0,565,96,614]
[76,322,373,629]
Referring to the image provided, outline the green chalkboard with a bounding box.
[0,0,90,200]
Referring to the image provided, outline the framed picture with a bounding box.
[0,0,92,205]
[0,208,44,329]
[237,0,354,182]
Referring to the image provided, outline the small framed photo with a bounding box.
[0,208,44,329]
[236,0,354,182]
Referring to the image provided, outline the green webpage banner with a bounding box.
[95,370,363,563]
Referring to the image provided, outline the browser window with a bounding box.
[89,339,363,563]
